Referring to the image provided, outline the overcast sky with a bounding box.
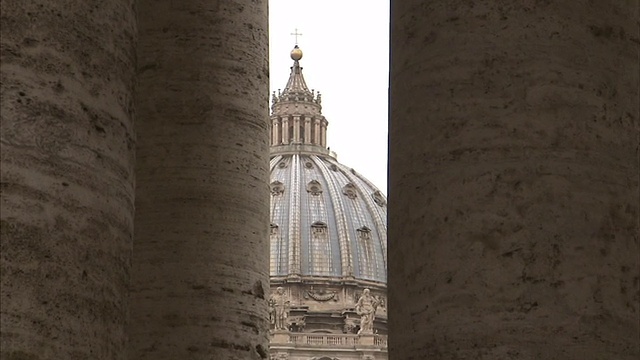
[269,0,389,193]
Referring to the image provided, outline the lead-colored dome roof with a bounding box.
[269,153,387,282]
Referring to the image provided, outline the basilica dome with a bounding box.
[269,46,387,284]
[268,44,388,359]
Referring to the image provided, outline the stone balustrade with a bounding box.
[272,333,388,350]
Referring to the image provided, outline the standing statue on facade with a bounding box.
[355,288,380,334]
[269,287,290,331]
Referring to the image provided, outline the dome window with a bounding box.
[330,164,338,171]
[278,161,287,168]
[270,224,282,275]
[270,181,285,196]
[306,180,323,196]
[342,183,358,200]
[357,226,376,279]
[372,190,387,207]
[311,221,327,234]
[357,226,372,239]
[310,222,331,275]
[305,161,313,168]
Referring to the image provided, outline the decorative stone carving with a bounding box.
[271,181,285,196]
[305,288,338,302]
[344,318,358,334]
[372,190,386,207]
[311,221,327,233]
[357,226,372,240]
[306,180,323,196]
[269,287,290,330]
[270,224,279,236]
[287,315,306,332]
[342,183,358,199]
[355,288,381,335]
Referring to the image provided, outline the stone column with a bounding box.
[292,115,301,143]
[271,117,279,146]
[389,1,639,359]
[282,117,290,144]
[314,118,321,145]
[321,120,328,148]
[276,117,282,145]
[130,1,270,359]
[0,1,136,358]
[304,117,312,144]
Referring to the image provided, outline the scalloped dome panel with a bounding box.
[269,153,387,283]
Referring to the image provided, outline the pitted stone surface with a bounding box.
[0,1,136,359]
[389,1,639,359]
[128,1,270,359]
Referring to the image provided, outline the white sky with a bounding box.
[269,0,389,193]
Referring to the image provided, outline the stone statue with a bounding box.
[269,287,290,331]
[355,288,380,334]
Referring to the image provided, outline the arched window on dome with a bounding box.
[357,226,376,279]
[306,180,322,196]
[270,181,285,196]
[309,221,332,275]
[342,183,358,200]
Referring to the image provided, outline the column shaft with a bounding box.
[0,1,136,358]
[389,1,639,359]
[130,1,270,358]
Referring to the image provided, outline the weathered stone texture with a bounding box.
[128,1,270,359]
[0,0,136,359]
[389,1,639,359]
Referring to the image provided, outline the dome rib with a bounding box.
[270,155,290,276]
[287,154,302,275]
[311,155,354,277]
[339,165,388,272]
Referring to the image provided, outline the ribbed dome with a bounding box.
[269,45,387,285]
[269,154,387,282]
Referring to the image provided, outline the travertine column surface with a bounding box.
[0,1,136,359]
[129,1,270,359]
[389,1,639,359]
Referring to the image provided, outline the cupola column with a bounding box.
[313,118,321,145]
[321,120,328,148]
[304,117,312,144]
[293,115,301,143]
[282,117,290,144]
[271,117,279,146]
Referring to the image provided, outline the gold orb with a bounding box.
[290,46,303,61]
